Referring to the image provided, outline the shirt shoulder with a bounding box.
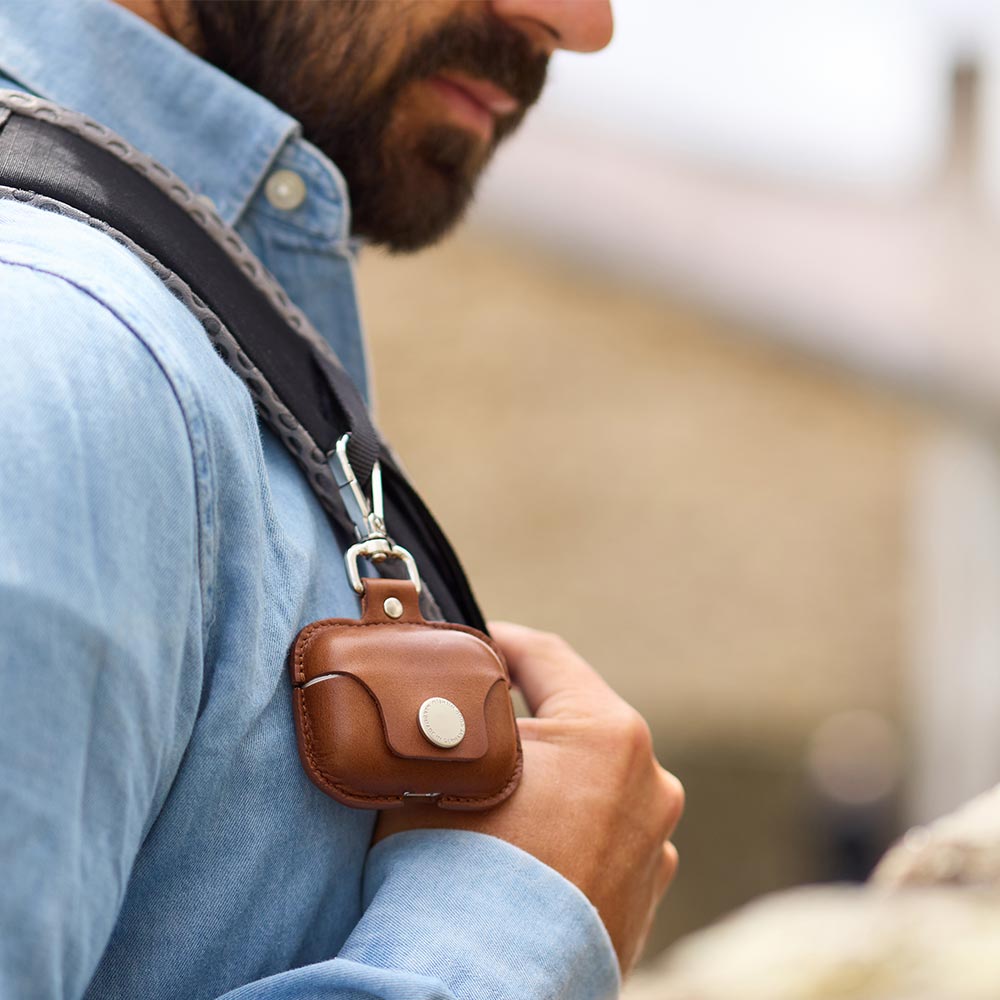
[0,195,258,627]
[0,194,241,403]
[0,203,238,998]
[0,193,260,472]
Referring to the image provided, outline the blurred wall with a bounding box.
[357,235,927,953]
[356,0,1000,961]
[473,0,1000,406]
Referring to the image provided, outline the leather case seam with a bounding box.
[290,610,521,808]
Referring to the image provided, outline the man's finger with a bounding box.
[490,621,616,717]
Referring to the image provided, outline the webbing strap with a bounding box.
[0,94,487,630]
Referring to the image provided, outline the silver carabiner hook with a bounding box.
[331,434,385,542]
[328,434,421,595]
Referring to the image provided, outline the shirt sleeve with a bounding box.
[214,831,621,1000]
[347,829,622,999]
[0,260,205,998]
[0,253,621,1000]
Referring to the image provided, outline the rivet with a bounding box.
[383,596,404,619]
[418,698,466,748]
[265,168,307,211]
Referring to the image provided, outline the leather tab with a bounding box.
[360,578,422,623]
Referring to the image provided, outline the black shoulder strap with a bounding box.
[0,95,486,631]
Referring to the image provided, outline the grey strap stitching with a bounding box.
[0,96,448,618]
[0,89,371,530]
[0,90,336,364]
[0,183,355,536]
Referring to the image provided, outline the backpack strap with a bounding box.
[0,91,486,631]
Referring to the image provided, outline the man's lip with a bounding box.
[430,72,520,118]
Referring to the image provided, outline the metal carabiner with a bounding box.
[330,434,386,542]
[329,434,422,595]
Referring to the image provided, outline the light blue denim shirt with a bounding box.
[0,2,620,998]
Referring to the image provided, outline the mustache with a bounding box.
[384,11,549,116]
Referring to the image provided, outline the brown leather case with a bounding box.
[289,578,523,810]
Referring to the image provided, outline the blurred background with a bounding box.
[357,0,1000,967]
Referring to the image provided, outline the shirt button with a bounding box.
[265,169,307,211]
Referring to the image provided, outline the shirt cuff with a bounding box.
[342,829,621,1000]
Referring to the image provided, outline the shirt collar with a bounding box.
[0,0,309,229]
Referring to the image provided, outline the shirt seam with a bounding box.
[0,255,215,641]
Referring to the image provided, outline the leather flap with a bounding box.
[297,623,507,762]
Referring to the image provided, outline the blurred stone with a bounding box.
[623,885,1000,1000]
[873,783,1000,889]
[624,783,1000,999]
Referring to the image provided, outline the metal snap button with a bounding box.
[418,697,466,749]
[265,169,307,211]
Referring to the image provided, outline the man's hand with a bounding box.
[374,622,684,976]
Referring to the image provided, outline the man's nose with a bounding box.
[490,0,614,54]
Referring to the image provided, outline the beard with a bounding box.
[190,1,548,252]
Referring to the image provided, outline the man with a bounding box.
[0,2,683,998]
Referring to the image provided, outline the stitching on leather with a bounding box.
[293,618,509,686]
[297,687,522,806]
[293,621,521,807]
[441,749,524,805]
[296,689,400,804]
[441,686,524,805]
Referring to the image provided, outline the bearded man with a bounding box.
[0,2,683,998]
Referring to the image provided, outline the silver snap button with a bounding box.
[418,697,466,749]
[383,597,404,619]
[265,169,307,211]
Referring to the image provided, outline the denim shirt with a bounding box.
[0,2,619,998]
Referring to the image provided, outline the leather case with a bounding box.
[289,578,523,810]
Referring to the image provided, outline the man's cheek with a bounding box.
[356,1,469,94]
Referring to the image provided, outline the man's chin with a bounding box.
[349,132,485,253]
[353,187,474,254]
